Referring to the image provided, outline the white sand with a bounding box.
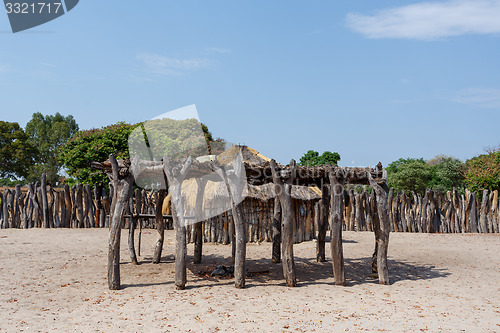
[0,229,499,332]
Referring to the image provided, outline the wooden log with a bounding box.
[479,190,490,233]
[469,192,478,233]
[152,189,166,264]
[212,158,247,288]
[2,189,9,228]
[348,189,356,231]
[387,188,395,232]
[107,154,134,290]
[305,200,313,240]
[127,196,138,265]
[62,185,72,228]
[75,184,84,228]
[7,189,15,228]
[134,188,143,256]
[164,156,193,290]
[492,190,499,233]
[193,178,207,264]
[272,198,282,263]
[270,159,297,287]
[365,190,373,232]
[40,174,51,228]
[70,186,76,228]
[327,165,346,285]
[85,184,95,228]
[316,185,328,262]
[367,171,391,285]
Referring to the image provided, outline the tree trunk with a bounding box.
[107,154,133,290]
[367,171,391,285]
[152,189,166,264]
[316,185,329,262]
[328,166,346,285]
[270,159,297,287]
[193,178,207,264]
[40,174,50,228]
[272,198,282,263]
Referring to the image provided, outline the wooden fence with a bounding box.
[1,178,499,236]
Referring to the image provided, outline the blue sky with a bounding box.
[1,0,499,167]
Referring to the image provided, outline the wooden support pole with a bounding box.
[272,198,282,263]
[327,165,346,285]
[316,185,329,262]
[367,170,391,285]
[193,178,207,264]
[270,159,297,287]
[134,188,142,256]
[164,156,192,290]
[127,194,139,265]
[40,174,50,228]
[2,189,9,228]
[152,189,166,264]
[213,157,247,288]
[480,190,490,233]
[107,154,133,290]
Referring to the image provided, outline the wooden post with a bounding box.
[134,188,143,256]
[469,192,478,233]
[316,185,328,262]
[127,196,138,265]
[107,154,133,290]
[193,178,207,264]
[272,198,282,263]
[152,189,166,264]
[164,156,192,290]
[367,170,391,285]
[40,174,50,228]
[212,158,247,289]
[270,159,297,287]
[2,189,9,228]
[327,165,346,285]
[76,184,84,228]
[480,190,490,233]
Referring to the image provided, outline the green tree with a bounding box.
[59,122,138,185]
[428,156,465,193]
[0,121,34,180]
[465,149,500,192]
[299,150,341,166]
[387,158,431,194]
[25,112,79,184]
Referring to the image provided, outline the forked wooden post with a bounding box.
[212,160,247,288]
[164,156,192,290]
[327,166,346,285]
[152,188,166,264]
[270,159,297,287]
[367,171,391,285]
[193,178,207,264]
[316,185,329,262]
[107,154,133,290]
[272,198,281,263]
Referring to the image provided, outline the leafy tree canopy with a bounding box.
[387,156,465,195]
[25,112,79,184]
[60,120,219,185]
[0,121,34,179]
[59,122,138,185]
[299,150,341,166]
[388,159,431,195]
[465,149,500,192]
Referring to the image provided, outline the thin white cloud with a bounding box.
[137,54,209,75]
[346,0,500,40]
[453,88,500,108]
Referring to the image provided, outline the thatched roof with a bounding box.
[176,145,321,217]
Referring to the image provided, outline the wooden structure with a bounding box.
[93,145,391,290]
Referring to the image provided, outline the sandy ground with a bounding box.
[0,229,499,332]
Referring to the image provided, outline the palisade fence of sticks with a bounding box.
[1,174,499,236]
